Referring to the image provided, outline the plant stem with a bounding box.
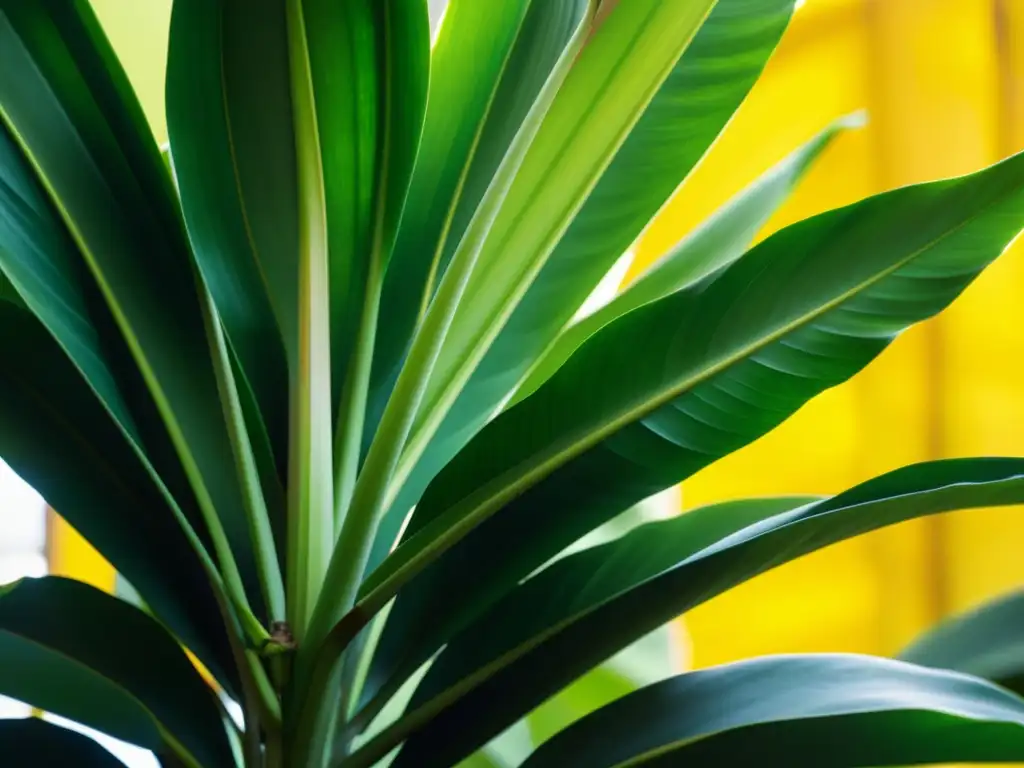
[203,287,287,623]
[333,245,385,530]
[284,0,335,640]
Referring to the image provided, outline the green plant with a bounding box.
[901,582,1024,698]
[6,0,1024,765]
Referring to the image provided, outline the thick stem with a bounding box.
[284,0,335,639]
[203,287,287,623]
[333,250,384,529]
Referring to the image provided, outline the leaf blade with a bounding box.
[523,654,1024,767]
[0,577,233,768]
[901,589,1024,697]
[365,148,1024,702]
[386,458,1024,765]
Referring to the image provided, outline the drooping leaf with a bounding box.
[382,458,1024,765]
[0,301,238,694]
[0,0,264,618]
[901,589,1024,697]
[523,654,1024,767]
[0,718,128,767]
[364,148,1024,705]
[512,115,856,404]
[0,577,233,768]
[378,0,799,559]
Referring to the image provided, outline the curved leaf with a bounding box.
[366,0,592,572]
[369,0,582,446]
[0,718,128,767]
[365,148,1024,703]
[379,458,1024,765]
[166,0,293,466]
[380,0,799,555]
[523,654,1024,767]
[0,577,232,768]
[512,115,857,404]
[0,0,264,617]
[407,498,813,712]
[0,302,238,694]
[901,589,1024,697]
[397,0,721,515]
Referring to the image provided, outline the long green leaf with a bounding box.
[394,0,721,513]
[326,0,430,525]
[376,0,799,571]
[512,115,856,404]
[0,0,264,624]
[901,589,1024,697]
[523,654,1024,767]
[307,0,592,658]
[0,577,232,768]
[367,0,580,457]
[167,0,293,469]
[378,458,1024,765]
[363,148,1024,705]
[0,719,128,767]
[0,301,238,695]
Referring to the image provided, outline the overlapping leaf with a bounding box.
[0,0,264,616]
[378,0,799,558]
[381,459,1024,765]
[0,298,237,694]
[0,577,232,767]
[364,148,1024,708]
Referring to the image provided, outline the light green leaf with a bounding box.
[512,115,857,404]
[367,0,535,457]
[523,654,1024,767]
[0,577,233,768]
[378,0,799,571]
[363,148,1024,706]
[398,0,721,504]
[901,589,1024,697]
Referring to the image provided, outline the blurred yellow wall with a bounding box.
[632,0,1024,668]
[65,0,1024,671]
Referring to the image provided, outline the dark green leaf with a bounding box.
[167,0,293,469]
[523,654,1024,767]
[365,148,1024,706]
[379,0,798,557]
[513,115,856,404]
[386,458,1024,765]
[409,498,812,712]
[0,0,264,616]
[0,577,232,768]
[0,718,128,767]
[901,589,1024,697]
[0,302,237,694]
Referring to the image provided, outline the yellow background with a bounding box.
[66,0,1024,672]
